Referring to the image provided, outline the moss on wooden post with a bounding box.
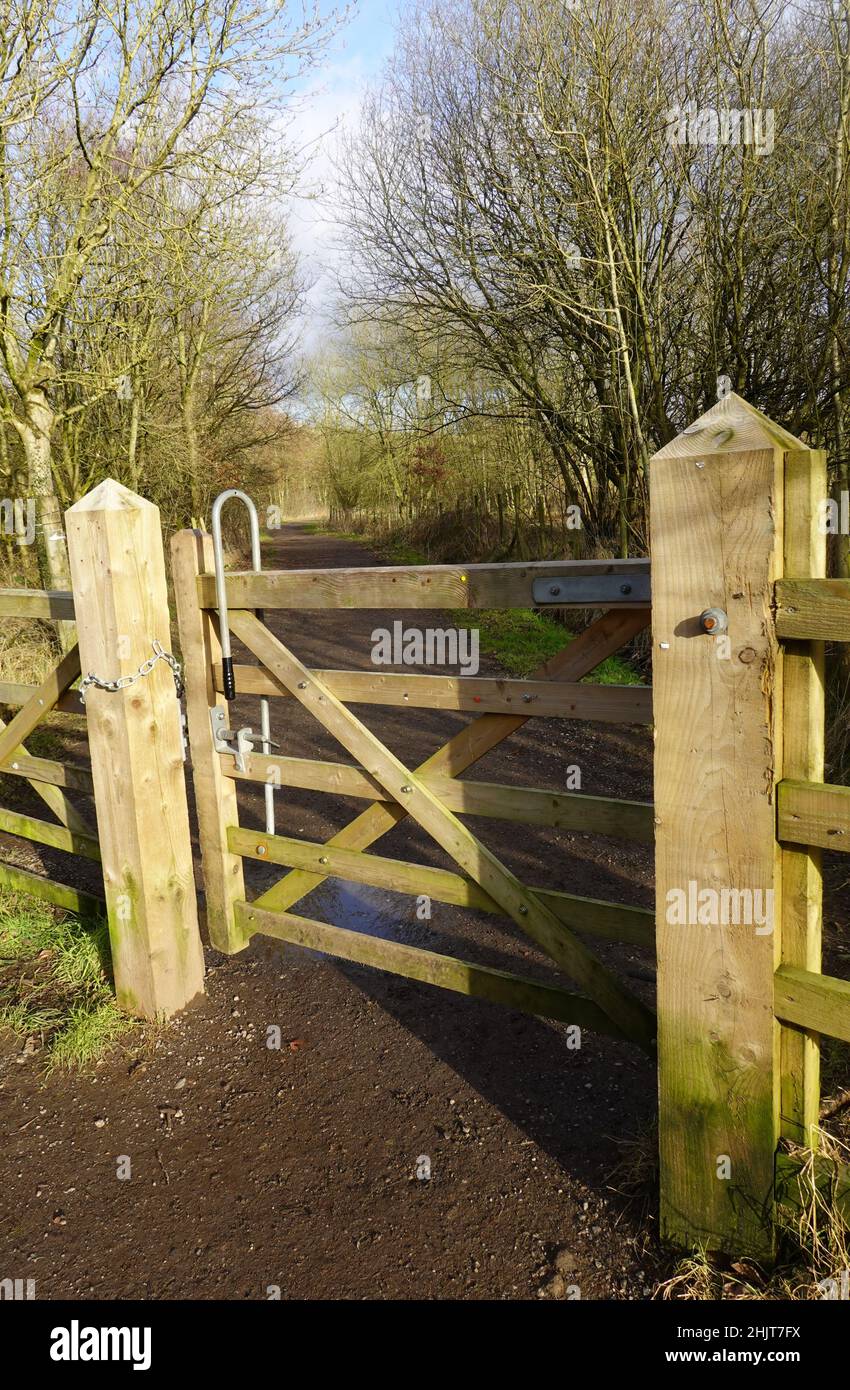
[651,392,808,1258]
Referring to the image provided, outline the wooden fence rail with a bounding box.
[220,752,655,841]
[196,558,651,611]
[775,578,850,640]
[211,664,653,722]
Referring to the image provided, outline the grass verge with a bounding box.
[0,892,131,1070]
[455,606,641,682]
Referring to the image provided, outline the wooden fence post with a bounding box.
[651,392,810,1257]
[171,529,246,953]
[65,481,205,1019]
[779,450,826,1149]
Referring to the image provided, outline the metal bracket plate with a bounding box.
[209,706,256,773]
[532,573,651,606]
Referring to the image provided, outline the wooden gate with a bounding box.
[173,393,850,1260]
[172,530,657,1053]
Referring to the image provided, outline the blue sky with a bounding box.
[287,0,404,350]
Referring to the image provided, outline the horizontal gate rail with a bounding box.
[235,902,633,1041]
[223,753,655,842]
[0,587,75,621]
[0,752,94,793]
[0,681,85,715]
[775,965,850,1045]
[212,663,651,723]
[197,557,650,611]
[777,778,850,852]
[775,578,850,640]
[230,826,655,946]
[0,806,100,860]
[0,860,103,915]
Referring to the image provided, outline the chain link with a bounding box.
[79,640,184,704]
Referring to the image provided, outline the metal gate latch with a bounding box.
[209,707,278,772]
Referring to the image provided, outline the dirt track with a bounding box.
[0,524,663,1300]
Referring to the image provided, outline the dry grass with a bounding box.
[654,1130,850,1301]
[826,649,850,783]
[0,616,58,686]
[776,1130,850,1292]
[0,547,60,688]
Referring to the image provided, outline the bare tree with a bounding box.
[0,0,335,605]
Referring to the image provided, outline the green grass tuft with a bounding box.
[0,892,131,1070]
[47,1001,128,1072]
[453,606,641,683]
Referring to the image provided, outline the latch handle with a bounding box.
[221,656,236,701]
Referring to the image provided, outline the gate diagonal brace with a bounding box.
[228,609,656,1052]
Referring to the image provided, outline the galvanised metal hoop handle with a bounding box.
[211,489,263,700]
[210,489,275,834]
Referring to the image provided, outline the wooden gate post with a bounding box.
[651,392,812,1257]
[171,529,245,953]
[779,449,827,1150]
[65,481,205,1019]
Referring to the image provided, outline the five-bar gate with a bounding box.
[172,531,658,1053]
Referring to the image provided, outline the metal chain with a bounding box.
[79,640,184,703]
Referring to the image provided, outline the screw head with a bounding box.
[297,681,307,689]
[620,583,632,595]
[256,844,267,856]
[400,784,413,794]
[549,585,561,597]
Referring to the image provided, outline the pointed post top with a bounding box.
[652,392,805,461]
[66,478,156,513]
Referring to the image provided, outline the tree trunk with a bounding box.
[127,391,142,490]
[181,389,203,519]
[18,389,75,649]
